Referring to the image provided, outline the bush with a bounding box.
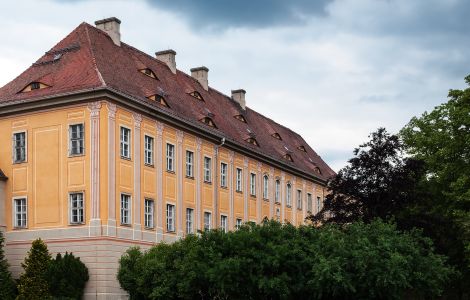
[118,220,453,300]
[0,231,16,300]
[47,252,89,299]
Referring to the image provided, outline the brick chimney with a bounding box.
[190,66,209,91]
[232,89,246,110]
[156,50,177,74]
[95,17,121,46]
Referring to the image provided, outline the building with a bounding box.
[0,18,335,299]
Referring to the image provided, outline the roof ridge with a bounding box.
[83,23,106,87]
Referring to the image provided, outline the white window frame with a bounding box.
[297,190,302,210]
[220,215,228,233]
[69,192,85,225]
[186,208,194,234]
[307,193,312,213]
[286,183,292,207]
[263,175,269,199]
[13,197,27,228]
[220,162,228,188]
[166,203,175,232]
[235,218,243,229]
[275,180,281,203]
[204,211,212,231]
[250,173,256,196]
[12,131,27,164]
[236,168,243,192]
[144,135,154,166]
[204,156,212,183]
[144,198,154,229]
[186,150,194,177]
[120,194,131,225]
[120,126,131,159]
[317,196,322,213]
[69,123,85,156]
[166,143,175,172]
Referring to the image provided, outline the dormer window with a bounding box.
[147,94,169,107]
[298,145,307,152]
[314,167,322,175]
[139,68,158,80]
[21,82,49,93]
[272,133,282,140]
[246,137,259,147]
[189,91,204,101]
[234,115,247,123]
[200,117,217,128]
[283,154,293,162]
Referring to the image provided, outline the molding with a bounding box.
[133,113,142,240]
[107,102,117,236]
[195,138,202,231]
[243,157,249,221]
[228,151,234,228]
[88,101,101,236]
[155,121,164,241]
[281,171,286,222]
[176,130,184,237]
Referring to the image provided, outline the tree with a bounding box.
[0,231,16,300]
[47,252,89,299]
[17,238,52,300]
[309,128,425,225]
[118,220,453,300]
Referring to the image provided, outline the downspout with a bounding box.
[214,137,225,228]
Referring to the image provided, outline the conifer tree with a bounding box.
[0,230,16,300]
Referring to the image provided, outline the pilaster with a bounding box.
[213,145,219,228]
[88,101,101,236]
[133,113,142,240]
[281,172,286,222]
[269,167,274,219]
[229,151,235,229]
[106,103,117,236]
[156,121,164,241]
[195,138,202,231]
[302,179,307,224]
[257,162,262,223]
[176,130,184,237]
[243,157,249,221]
[292,176,297,224]
[0,179,6,232]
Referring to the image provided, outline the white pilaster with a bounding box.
[243,157,249,221]
[281,172,286,222]
[257,162,262,223]
[133,113,142,240]
[292,176,297,225]
[195,138,202,231]
[213,146,219,228]
[269,167,274,219]
[0,180,6,232]
[229,151,235,229]
[176,130,184,237]
[88,101,101,236]
[107,103,117,236]
[302,179,307,224]
[156,121,164,241]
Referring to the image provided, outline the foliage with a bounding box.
[118,220,452,300]
[0,231,16,300]
[47,252,89,300]
[17,238,52,300]
[309,127,425,225]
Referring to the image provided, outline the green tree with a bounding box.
[47,252,89,300]
[0,231,16,300]
[17,238,52,300]
[117,247,144,300]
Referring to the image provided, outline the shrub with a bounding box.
[0,231,16,300]
[47,252,89,299]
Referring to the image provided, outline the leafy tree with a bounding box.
[0,231,16,300]
[118,220,452,300]
[309,127,425,225]
[47,252,89,299]
[17,238,52,300]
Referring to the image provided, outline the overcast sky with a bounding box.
[1,0,468,171]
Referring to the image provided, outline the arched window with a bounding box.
[263,175,269,199]
[286,183,292,207]
[275,180,280,203]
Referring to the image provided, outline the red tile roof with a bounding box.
[0,22,335,181]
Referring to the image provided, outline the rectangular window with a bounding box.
[236,168,243,192]
[186,150,194,177]
[204,157,212,183]
[250,173,256,196]
[120,194,131,225]
[69,193,84,224]
[235,218,243,230]
[13,132,26,163]
[144,199,154,228]
[186,208,194,234]
[167,204,175,232]
[317,196,322,213]
[166,143,175,172]
[144,135,154,166]
[69,124,84,156]
[263,175,269,199]
[297,190,302,210]
[220,162,227,188]
[221,215,228,233]
[204,212,212,231]
[275,180,280,203]
[307,193,312,213]
[14,198,27,228]
[120,127,131,159]
[286,184,292,207]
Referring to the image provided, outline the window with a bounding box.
[236,168,243,192]
[120,127,131,159]
[14,198,27,228]
[235,218,243,230]
[13,132,26,163]
[317,196,322,213]
[144,199,154,228]
[120,194,131,225]
[272,133,282,140]
[284,154,293,162]
[307,193,313,213]
[186,208,194,234]
[200,117,217,128]
[246,137,259,146]
[144,136,154,165]
[147,94,169,107]
[140,68,158,79]
[220,163,228,188]
[166,143,175,172]
[250,173,256,196]
[275,180,280,203]
[220,215,228,233]
[276,208,281,221]
[286,184,292,207]
[69,124,84,156]
[189,91,204,101]
[204,212,212,231]
[263,175,269,199]
[30,82,40,90]
[167,204,175,232]
[234,114,247,123]
[298,145,307,152]
[204,157,212,183]
[186,150,194,177]
[69,193,84,224]
[297,190,302,210]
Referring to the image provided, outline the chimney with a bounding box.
[155,50,177,74]
[95,17,121,46]
[190,66,209,91]
[232,89,246,110]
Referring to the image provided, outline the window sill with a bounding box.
[274,201,281,205]
[13,161,27,165]
[220,186,228,189]
[166,230,176,234]
[120,223,132,227]
[144,227,155,231]
[186,175,194,180]
[144,163,155,168]
[13,227,28,230]
[166,170,176,174]
[68,153,85,158]
[204,181,212,185]
[286,205,292,208]
[69,223,85,226]
[297,208,303,211]
[263,198,270,202]
[236,190,243,194]
[120,156,132,161]
[250,194,257,199]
